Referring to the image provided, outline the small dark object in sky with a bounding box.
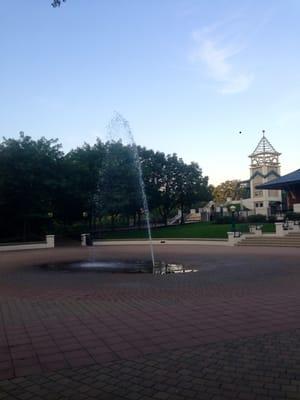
[239,131,242,134]
[52,0,66,7]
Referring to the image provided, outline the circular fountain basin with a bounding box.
[40,260,153,273]
[40,261,199,274]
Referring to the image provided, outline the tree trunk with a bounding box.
[164,213,168,226]
[23,218,27,241]
[180,202,185,224]
[111,215,115,231]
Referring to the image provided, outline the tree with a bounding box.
[57,139,106,226]
[51,0,66,7]
[174,160,211,224]
[140,150,211,226]
[99,141,141,229]
[0,132,63,239]
[0,133,211,238]
[146,153,178,226]
[139,148,166,220]
[213,180,246,204]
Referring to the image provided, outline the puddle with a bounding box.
[40,261,152,273]
[40,261,198,274]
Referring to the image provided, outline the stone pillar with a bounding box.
[275,223,287,236]
[81,234,88,247]
[46,235,55,248]
[227,232,242,245]
[249,225,262,235]
[293,222,300,232]
[293,203,300,213]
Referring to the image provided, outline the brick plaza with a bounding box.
[1,244,300,399]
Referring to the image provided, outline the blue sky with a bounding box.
[1,0,299,184]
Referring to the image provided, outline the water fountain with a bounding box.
[41,113,197,275]
[107,112,155,269]
[42,113,156,274]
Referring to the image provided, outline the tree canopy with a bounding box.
[51,0,66,7]
[213,180,248,204]
[0,133,211,240]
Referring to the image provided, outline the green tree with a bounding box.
[213,180,245,204]
[0,133,211,238]
[142,152,178,226]
[174,160,211,224]
[51,0,66,7]
[141,150,211,226]
[0,132,63,239]
[138,147,166,217]
[99,141,141,229]
[57,139,106,227]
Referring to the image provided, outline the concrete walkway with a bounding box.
[93,238,229,246]
[0,245,300,399]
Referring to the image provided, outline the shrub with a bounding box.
[213,216,233,224]
[285,212,300,221]
[247,214,267,223]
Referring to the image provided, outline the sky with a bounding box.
[0,0,300,185]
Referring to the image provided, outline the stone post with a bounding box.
[46,235,55,248]
[293,203,300,213]
[227,232,242,246]
[81,234,88,247]
[249,225,262,235]
[275,223,287,236]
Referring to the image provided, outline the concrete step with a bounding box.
[237,243,300,247]
[239,237,300,241]
[237,235,300,247]
[240,239,300,243]
[238,240,300,245]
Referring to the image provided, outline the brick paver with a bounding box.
[1,329,300,399]
[0,245,300,398]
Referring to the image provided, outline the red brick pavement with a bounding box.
[0,245,300,398]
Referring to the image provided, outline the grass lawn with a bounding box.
[102,222,275,240]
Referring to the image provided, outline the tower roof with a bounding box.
[249,131,281,158]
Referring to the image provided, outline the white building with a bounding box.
[241,132,282,216]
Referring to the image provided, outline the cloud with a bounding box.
[191,29,253,94]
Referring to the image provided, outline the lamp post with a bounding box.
[47,212,53,234]
[230,205,236,233]
[82,211,88,230]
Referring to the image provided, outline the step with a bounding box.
[238,239,300,243]
[240,239,300,243]
[236,229,300,247]
[237,235,300,245]
[238,242,300,245]
[237,243,300,247]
